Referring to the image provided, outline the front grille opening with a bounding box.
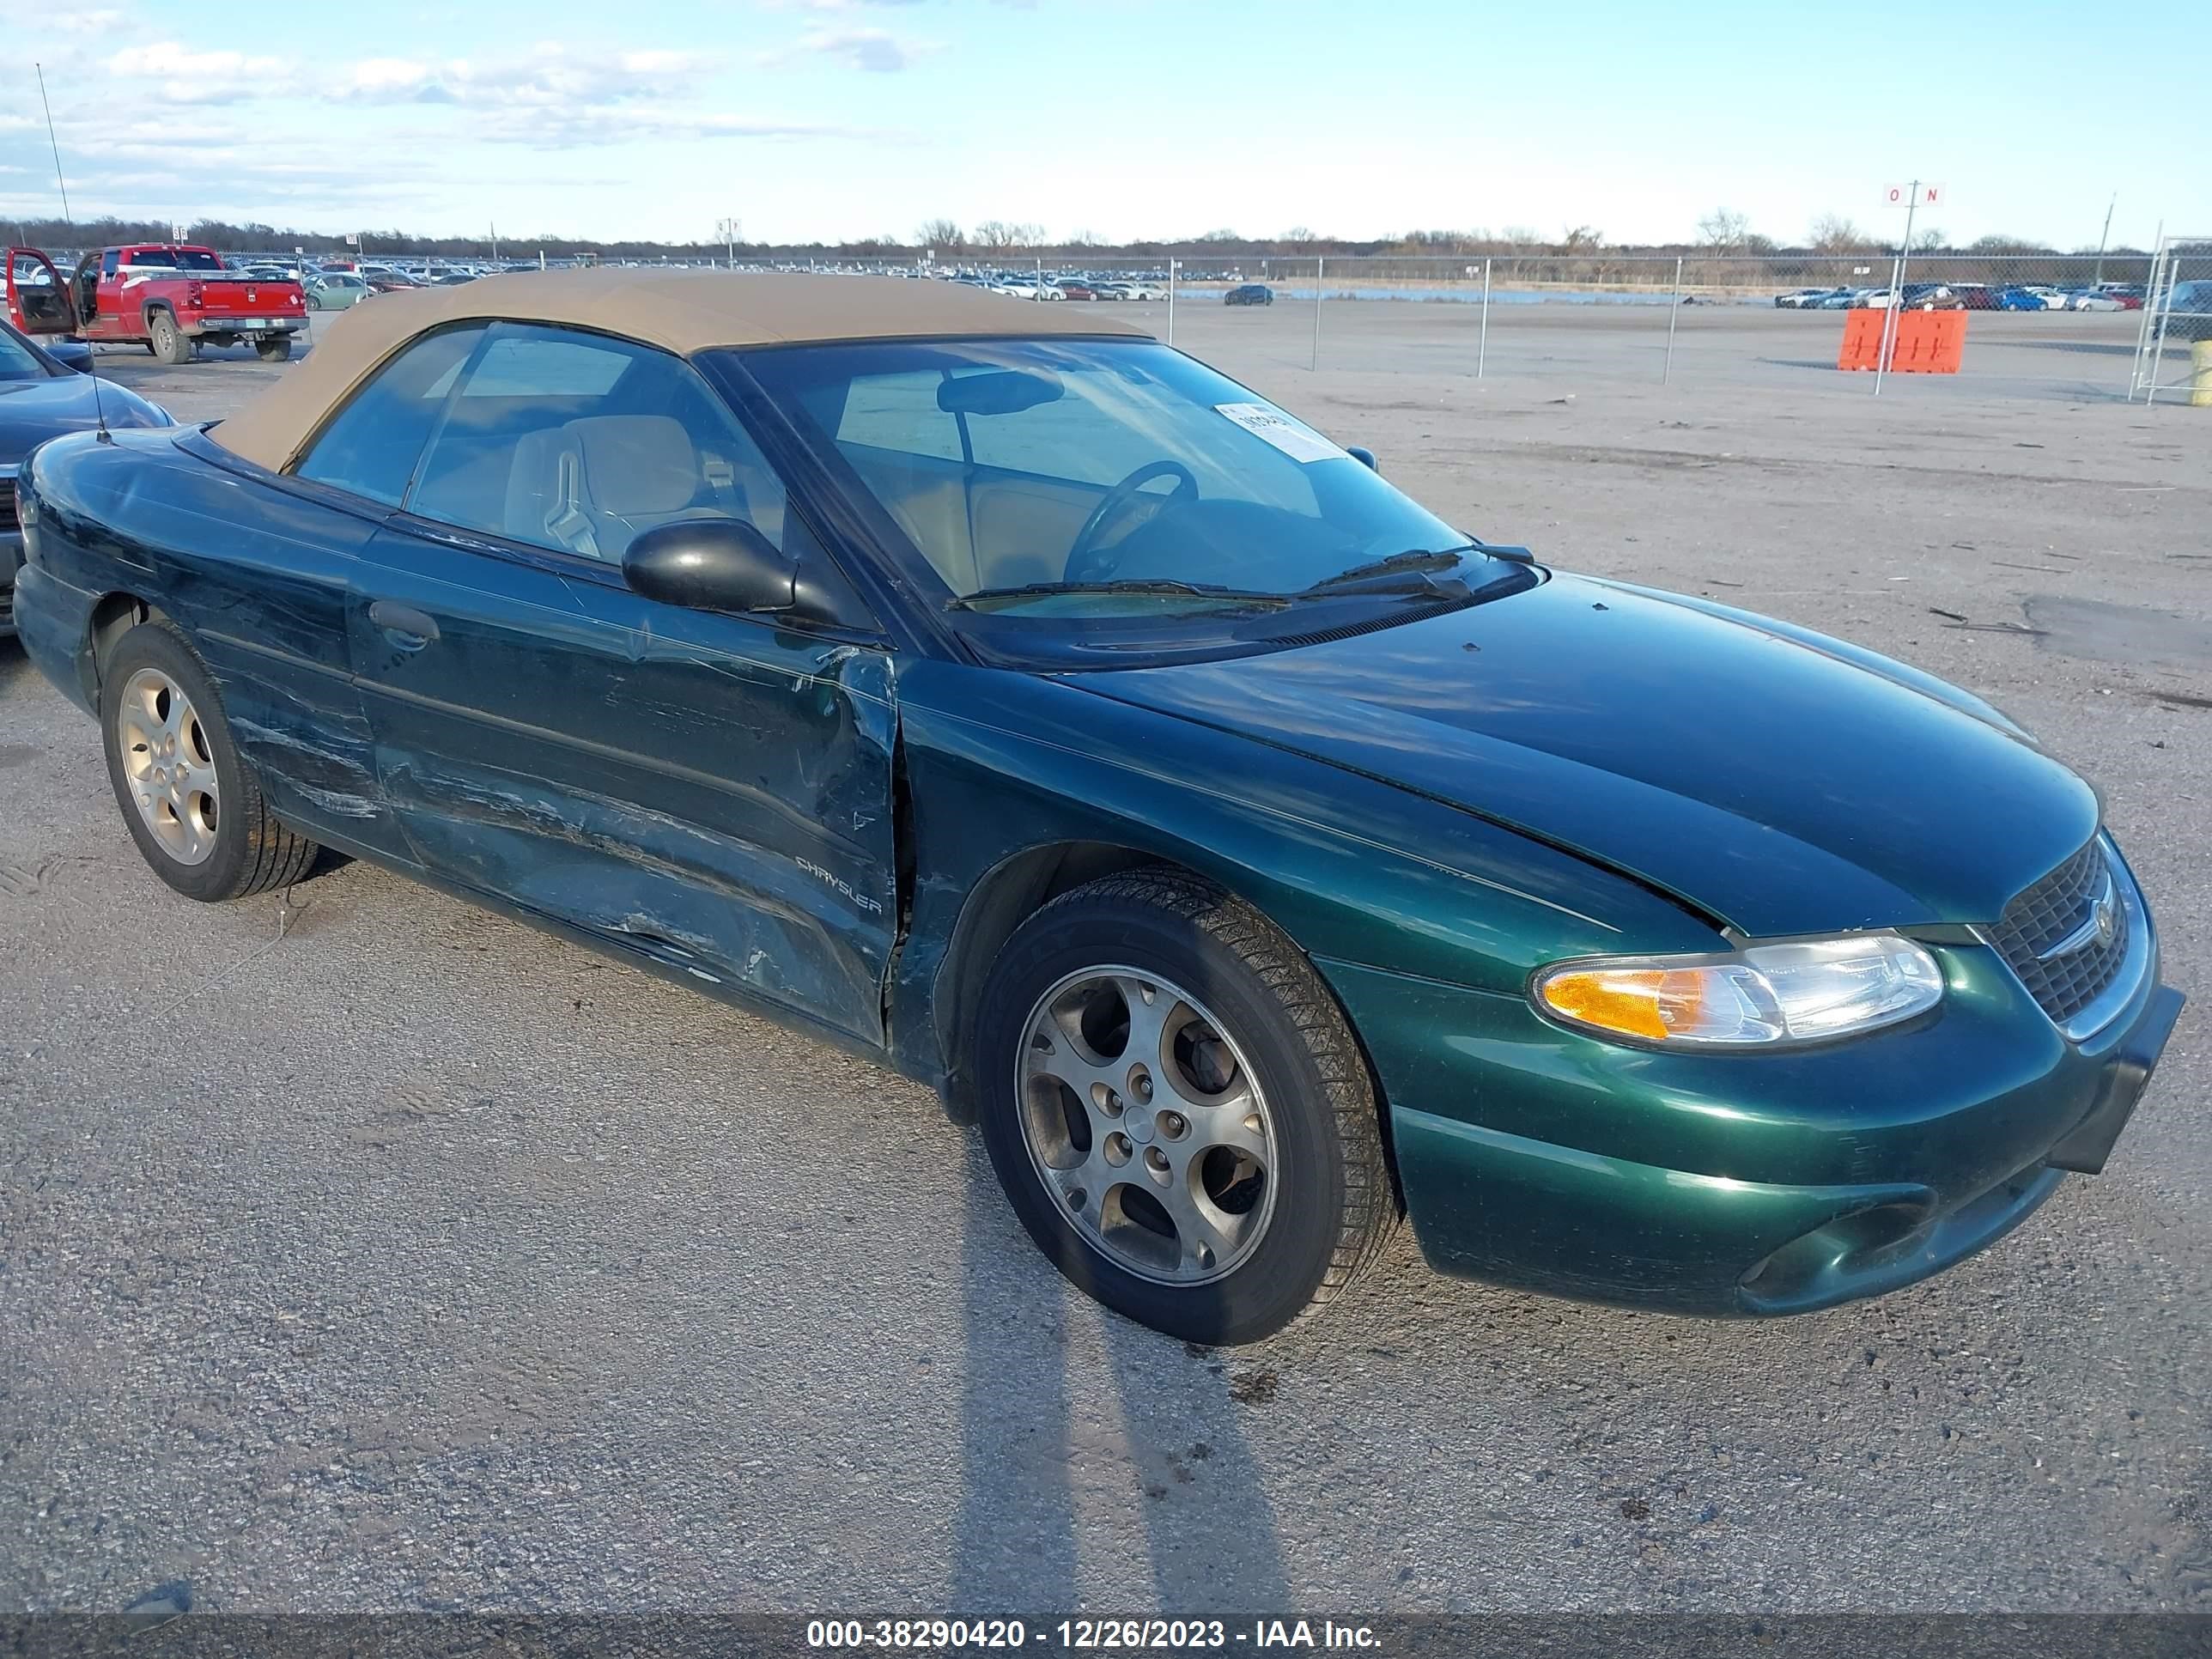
[1984,839,2130,1028]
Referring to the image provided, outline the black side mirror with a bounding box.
[623,518,796,615]
[1346,446,1379,472]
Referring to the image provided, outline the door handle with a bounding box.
[368,600,440,643]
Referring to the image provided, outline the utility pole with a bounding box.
[35,64,70,222]
[490,221,500,262]
[2094,192,2117,285]
[718,216,739,270]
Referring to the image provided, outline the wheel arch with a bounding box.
[87,591,167,700]
[927,839,1405,1211]
[932,841,1162,1104]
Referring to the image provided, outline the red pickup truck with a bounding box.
[5,244,308,364]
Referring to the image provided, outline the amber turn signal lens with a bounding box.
[1537,969,1705,1042]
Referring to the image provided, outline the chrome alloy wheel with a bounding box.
[116,666,221,866]
[1017,967,1279,1285]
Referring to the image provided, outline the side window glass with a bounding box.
[831,370,963,463]
[100,251,119,276]
[405,323,795,564]
[292,325,486,506]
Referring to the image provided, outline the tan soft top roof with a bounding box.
[213,269,1150,471]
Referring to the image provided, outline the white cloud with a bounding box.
[105,40,288,105]
[330,43,716,109]
[769,27,939,72]
[46,8,128,31]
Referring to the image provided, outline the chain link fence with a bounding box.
[2130,234,2212,404]
[12,236,2195,406]
[865,250,2170,404]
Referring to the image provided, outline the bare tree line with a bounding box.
[1,210,2138,264]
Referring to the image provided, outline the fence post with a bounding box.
[1478,257,1491,379]
[1310,255,1325,371]
[2147,255,2180,407]
[1663,254,1684,385]
[1873,252,1905,396]
[1036,255,1043,302]
[1167,258,1176,344]
[2130,240,2165,399]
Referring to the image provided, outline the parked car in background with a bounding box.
[6,243,309,364]
[1121,282,1169,301]
[1899,284,1966,311]
[1942,283,1998,310]
[1815,289,1865,309]
[1997,286,2062,311]
[1224,283,1275,307]
[363,271,423,295]
[1774,288,1843,308]
[0,313,172,636]
[10,270,2181,1344]
[2161,280,2212,341]
[305,272,374,310]
[2067,290,2125,312]
[1852,289,1899,309]
[1053,280,1099,301]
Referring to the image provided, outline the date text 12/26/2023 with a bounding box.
[805,1620,1382,1650]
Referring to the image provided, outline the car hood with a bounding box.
[0,373,168,465]
[1060,572,2098,936]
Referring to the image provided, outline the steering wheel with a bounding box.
[1064,460,1199,582]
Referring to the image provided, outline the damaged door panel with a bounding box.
[346,519,901,1043]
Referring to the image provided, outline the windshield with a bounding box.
[737,337,1488,620]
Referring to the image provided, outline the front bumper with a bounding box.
[0,530,19,637]
[1323,917,2183,1317]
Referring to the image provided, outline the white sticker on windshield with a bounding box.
[1214,401,1350,465]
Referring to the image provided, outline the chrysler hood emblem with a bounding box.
[2039,872,2119,962]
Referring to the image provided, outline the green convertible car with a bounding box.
[11,273,2182,1344]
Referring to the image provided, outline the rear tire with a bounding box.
[148,311,191,366]
[975,870,1395,1345]
[254,335,293,362]
[99,622,320,903]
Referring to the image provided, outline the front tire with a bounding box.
[100,622,319,902]
[975,871,1395,1345]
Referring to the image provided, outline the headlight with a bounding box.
[1532,935,1942,1048]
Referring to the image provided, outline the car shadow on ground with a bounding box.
[952,1150,1291,1605]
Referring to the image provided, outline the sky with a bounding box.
[4,1,2205,251]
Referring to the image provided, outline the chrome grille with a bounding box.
[1984,839,2131,1028]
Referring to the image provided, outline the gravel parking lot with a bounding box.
[4,301,2209,1616]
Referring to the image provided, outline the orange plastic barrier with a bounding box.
[1838,309,1966,374]
[1838,310,1887,370]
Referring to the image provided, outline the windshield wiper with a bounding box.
[946,579,1290,612]
[1297,544,1477,598]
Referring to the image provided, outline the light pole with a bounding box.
[2094,192,2117,286]
[35,64,70,222]
[718,216,740,270]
